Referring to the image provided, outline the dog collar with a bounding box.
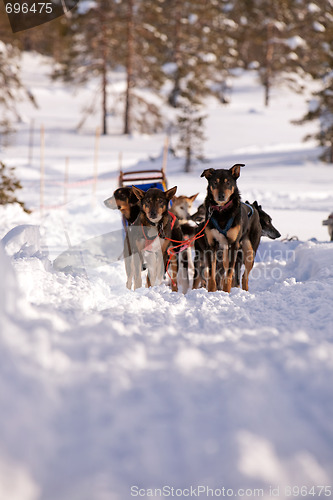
[210,199,233,212]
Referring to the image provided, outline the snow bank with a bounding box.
[1,229,333,499]
[1,53,333,500]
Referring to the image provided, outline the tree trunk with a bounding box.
[124,0,134,135]
[264,22,274,107]
[99,8,108,136]
[102,38,108,135]
[185,146,191,173]
[168,1,182,108]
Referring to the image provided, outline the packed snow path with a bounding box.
[1,232,333,500]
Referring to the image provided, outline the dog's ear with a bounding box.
[165,186,177,200]
[171,195,179,203]
[128,189,140,205]
[189,193,199,202]
[131,186,146,201]
[229,163,245,179]
[201,168,215,179]
[253,201,258,209]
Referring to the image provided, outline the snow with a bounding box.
[308,3,321,13]
[285,36,307,50]
[1,52,333,500]
[313,21,326,33]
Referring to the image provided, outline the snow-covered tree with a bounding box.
[0,162,30,213]
[52,0,117,135]
[53,0,166,135]
[160,0,237,108]
[229,0,308,106]
[293,0,333,162]
[0,41,36,141]
[175,104,207,172]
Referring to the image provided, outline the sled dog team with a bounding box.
[105,163,282,293]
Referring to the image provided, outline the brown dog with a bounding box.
[126,186,183,291]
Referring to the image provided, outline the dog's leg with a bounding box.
[124,233,134,289]
[133,239,145,290]
[205,231,217,292]
[133,253,143,289]
[215,249,224,290]
[232,249,242,288]
[179,248,189,293]
[145,252,156,287]
[169,254,178,292]
[241,239,254,292]
[192,248,202,289]
[207,249,217,292]
[222,244,238,293]
[154,249,164,286]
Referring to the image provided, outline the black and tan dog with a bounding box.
[233,200,281,288]
[126,186,184,291]
[104,187,140,225]
[193,164,246,293]
[191,203,206,225]
[322,212,333,241]
[233,202,261,290]
[252,201,281,240]
[194,199,281,291]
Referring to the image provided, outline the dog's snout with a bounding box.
[218,192,225,201]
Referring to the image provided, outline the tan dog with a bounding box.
[170,193,199,223]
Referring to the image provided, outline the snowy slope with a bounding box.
[0,53,333,500]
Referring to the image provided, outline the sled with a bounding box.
[118,167,169,233]
[118,167,168,192]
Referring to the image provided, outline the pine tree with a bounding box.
[159,0,236,170]
[52,0,117,135]
[0,162,30,213]
[0,39,36,141]
[115,0,166,134]
[293,1,333,162]
[175,104,207,172]
[230,0,306,106]
[53,0,166,135]
[160,0,237,108]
